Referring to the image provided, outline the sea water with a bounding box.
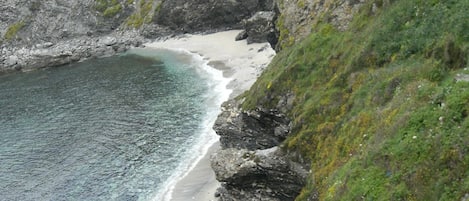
[0,48,231,201]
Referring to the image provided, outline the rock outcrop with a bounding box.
[211,97,307,200]
[0,0,140,72]
[0,0,133,47]
[154,0,276,33]
[1,31,145,72]
[211,147,308,201]
[214,99,290,150]
[243,11,278,48]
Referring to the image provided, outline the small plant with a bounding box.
[95,0,122,18]
[103,4,122,17]
[4,21,26,41]
[125,0,155,28]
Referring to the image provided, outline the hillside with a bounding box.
[241,0,469,200]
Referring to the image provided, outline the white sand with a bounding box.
[145,30,276,201]
[145,30,276,98]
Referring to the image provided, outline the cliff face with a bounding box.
[0,0,133,46]
[0,0,140,72]
[154,0,275,33]
[275,0,368,49]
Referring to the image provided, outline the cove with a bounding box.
[0,48,228,201]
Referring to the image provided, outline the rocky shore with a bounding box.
[211,98,309,201]
[0,31,146,73]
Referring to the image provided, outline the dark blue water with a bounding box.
[0,49,228,201]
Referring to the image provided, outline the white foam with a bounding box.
[148,48,232,201]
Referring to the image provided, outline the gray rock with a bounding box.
[154,0,276,33]
[102,37,117,46]
[244,11,278,47]
[0,31,144,72]
[211,147,307,201]
[214,99,291,150]
[235,30,248,41]
[5,55,19,66]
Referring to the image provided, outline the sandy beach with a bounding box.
[145,30,276,201]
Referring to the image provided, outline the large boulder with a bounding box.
[244,11,278,47]
[213,99,291,150]
[211,147,308,201]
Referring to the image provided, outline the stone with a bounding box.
[213,99,291,150]
[235,30,248,41]
[35,42,54,49]
[102,37,117,46]
[5,55,19,66]
[211,147,308,201]
[244,11,278,47]
[154,0,276,33]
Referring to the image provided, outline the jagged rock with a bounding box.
[244,11,278,47]
[235,30,248,41]
[154,0,276,33]
[213,99,291,150]
[211,147,308,201]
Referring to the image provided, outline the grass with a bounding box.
[3,20,26,41]
[95,0,122,18]
[125,0,155,28]
[241,0,469,200]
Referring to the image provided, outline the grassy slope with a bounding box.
[242,0,469,200]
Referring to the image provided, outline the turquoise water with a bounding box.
[0,49,228,201]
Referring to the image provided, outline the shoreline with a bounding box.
[144,30,276,201]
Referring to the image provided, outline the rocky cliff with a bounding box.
[209,0,373,200]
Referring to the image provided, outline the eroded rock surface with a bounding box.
[213,99,290,150]
[154,0,276,33]
[1,31,145,72]
[244,11,278,48]
[211,147,308,201]
[211,96,308,201]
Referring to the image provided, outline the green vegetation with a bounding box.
[242,0,469,200]
[3,21,26,41]
[95,0,122,18]
[125,0,155,28]
[276,14,295,49]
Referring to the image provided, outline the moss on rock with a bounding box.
[3,21,26,41]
